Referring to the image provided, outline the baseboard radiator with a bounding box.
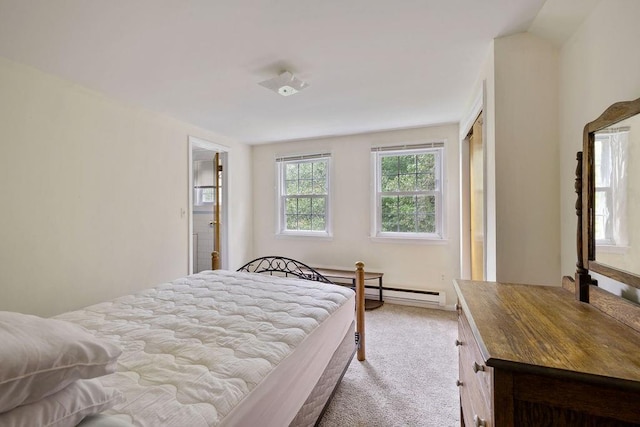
[364,287,445,308]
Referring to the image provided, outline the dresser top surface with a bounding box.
[454,280,640,386]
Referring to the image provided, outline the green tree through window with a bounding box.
[374,145,443,238]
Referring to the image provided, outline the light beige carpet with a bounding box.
[319,303,460,427]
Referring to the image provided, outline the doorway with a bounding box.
[188,136,228,273]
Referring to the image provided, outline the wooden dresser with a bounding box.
[454,279,640,427]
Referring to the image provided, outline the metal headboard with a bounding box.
[237,256,334,284]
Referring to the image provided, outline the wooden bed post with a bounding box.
[211,251,220,270]
[355,261,366,361]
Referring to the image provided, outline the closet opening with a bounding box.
[460,91,486,281]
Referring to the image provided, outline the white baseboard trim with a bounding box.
[364,288,454,310]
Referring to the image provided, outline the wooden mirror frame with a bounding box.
[574,97,640,331]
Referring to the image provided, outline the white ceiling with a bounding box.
[0,0,551,144]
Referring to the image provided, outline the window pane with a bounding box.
[285,180,298,195]
[381,156,398,176]
[285,163,298,181]
[297,197,311,214]
[417,153,435,173]
[381,195,398,211]
[286,215,297,230]
[381,213,398,232]
[299,179,313,194]
[397,155,415,174]
[312,179,326,194]
[285,198,297,214]
[417,213,436,233]
[398,173,415,192]
[313,161,327,180]
[312,198,326,215]
[416,172,435,190]
[398,196,415,214]
[398,195,417,232]
[381,175,398,192]
[312,215,325,231]
[298,214,312,230]
[397,213,415,232]
[416,195,435,213]
[298,162,312,180]
[381,196,398,232]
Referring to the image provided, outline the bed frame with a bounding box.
[225,254,366,426]
[234,255,366,362]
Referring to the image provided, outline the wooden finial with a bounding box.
[211,251,220,270]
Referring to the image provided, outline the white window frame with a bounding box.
[371,143,445,241]
[276,153,332,238]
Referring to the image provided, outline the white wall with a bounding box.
[0,56,253,317]
[251,125,461,306]
[559,0,640,278]
[462,33,560,285]
[493,33,560,285]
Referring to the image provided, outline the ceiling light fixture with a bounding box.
[258,71,309,96]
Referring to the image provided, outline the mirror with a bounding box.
[593,116,637,271]
[582,97,640,302]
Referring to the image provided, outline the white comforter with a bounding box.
[55,270,354,426]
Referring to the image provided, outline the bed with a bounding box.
[0,257,366,427]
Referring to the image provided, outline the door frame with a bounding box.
[188,136,229,273]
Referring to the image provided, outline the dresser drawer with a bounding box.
[459,350,492,426]
[458,310,492,426]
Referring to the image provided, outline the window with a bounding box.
[372,143,444,239]
[277,153,331,236]
[193,159,216,207]
[194,187,215,205]
[594,127,628,247]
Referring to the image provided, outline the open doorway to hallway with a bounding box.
[188,136,228,273]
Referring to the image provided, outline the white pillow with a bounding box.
[0,378,125,427]
[0,311,122,413]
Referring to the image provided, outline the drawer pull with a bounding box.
[472,361,486,373]
[473,414,487,427]
[455,303,460,311]
[455,339,463,346]
[456,379,463,387]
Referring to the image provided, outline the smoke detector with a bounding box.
[259,71,309,96]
